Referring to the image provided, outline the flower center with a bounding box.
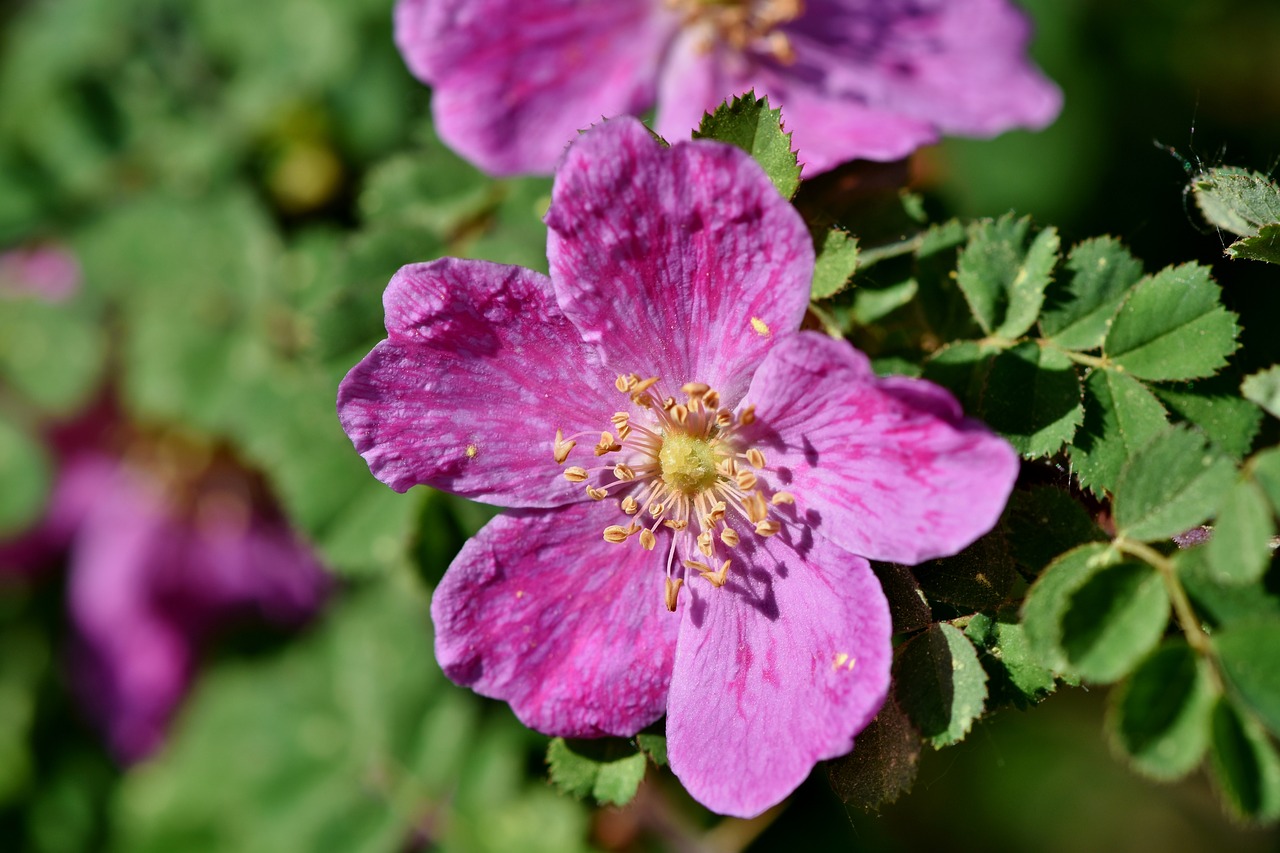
[553,374,794,613]
[658,433,719,494]
[664,0,804,63]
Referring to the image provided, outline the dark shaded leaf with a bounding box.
[893,623,987,747]
[1107,640,1213,780]
[914,531,1017,611]
[1208,698,1280,823]
[1216,618,1280,740]
[811,227,859,300]
[827,697,921,812]
[980,341,1083,458]
[1004,487,1106,578]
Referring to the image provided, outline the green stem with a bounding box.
[857,234,925,269]
[1115,537,1223,690]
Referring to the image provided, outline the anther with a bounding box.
[553,429,576,465]
[665,577,684,612]
[681,382,710,396]
[671,404,689,425]
[594,432,621,456]
[771,491,795,506]
[603,525,630,543]
[744,492,769,523]
[709,501,727,521]
[736,470,758,491]
[640,528,657,550]
[621,496,640,515]
[746,448,766,469]
[720,526,740,547]
[683,559,712,573]
[613,463,636,481]
[755,520,782,537]
[701,559,730,588]
[615,375,632,393]
[739,405,756,426]
[631,376,659,396]
[564,466,589,483]
[697,531,715,557]
[703,390,721,410]
[664,519,688,531]
[662,396,677,411]
[649,502,666,517]
[586,486,608,501]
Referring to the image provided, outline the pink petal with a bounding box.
[338,259,617,507]
[666,532,891,817]
[395,0,673,175]
[546,118,813,407]
[67,471,193,762]
[741,333,1019,564]
[433,502,678,736]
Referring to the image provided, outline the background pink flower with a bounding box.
[395,0,1061,175]
[338,118,1019,815]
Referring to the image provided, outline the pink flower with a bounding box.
[337,118,1018,816]
[0,244,82,302]
[396,0,1061,175]
[1,413,330,762]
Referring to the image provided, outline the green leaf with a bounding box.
[1208,697,1280,823]
[635,733,667,768]
[0,295,106,416]
[914,531,1016,611]
[1206,477,1276,585]
[1070,368,1170,497]
[851,278,917,325]
[0,416,51,540]
[1229,224,1280,265]
[965,609,1058,709]
[810,227,859,300]
[979,341,1083,458]
[826,697,922,812]
[462,177,554,274]
[357,129,491,237]
[546,738,647,807]
[893,622,988,748]
[921,340,998,413]
[1040,236,1144,350]
[1102,263,1239,381]
[1154,376,1263,459]
[1254,447,1280,514]
[693,91,800,199]
[1107,640,1214,780]
[1216,618,1280,740]
[955,214,1060,338]
[1178,546,1280,631]
[1193,166,1280,237]
[1113,426,1237,542]
[1022,543,1170,683]
[1004,487,1106,577]
[1243,366,1280,420]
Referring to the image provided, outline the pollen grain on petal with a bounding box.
[750,316,771,337]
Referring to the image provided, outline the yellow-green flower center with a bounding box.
[658,433,720,494]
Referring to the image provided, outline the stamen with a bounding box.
[703,390,721,410]
[631,376,660,396]
[586,486,608,501]
[665,577,684,612]
[595,431,621,456]
[744,491,769,523]
[681,382,710,396]
[736,470,758,491]
[613,463,636,481]
[640,528,657,551]
[603,525,631,543]
[701,559,731,588]
[697,531,715,557]
[553,429,576,464]
[621,495,640,515]
[746,448,766,468]
[664,519,689,531]
[755,520,782,537]
[721,526,740,547]
[564,466,589,483]
[739,405,756,425]
[671,404,689,424]
[771,491,795,506]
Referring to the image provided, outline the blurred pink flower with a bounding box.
[338,118,1018,815]
[396,0,1061,175]
[0,411,330,762]
[0,244,82,302]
